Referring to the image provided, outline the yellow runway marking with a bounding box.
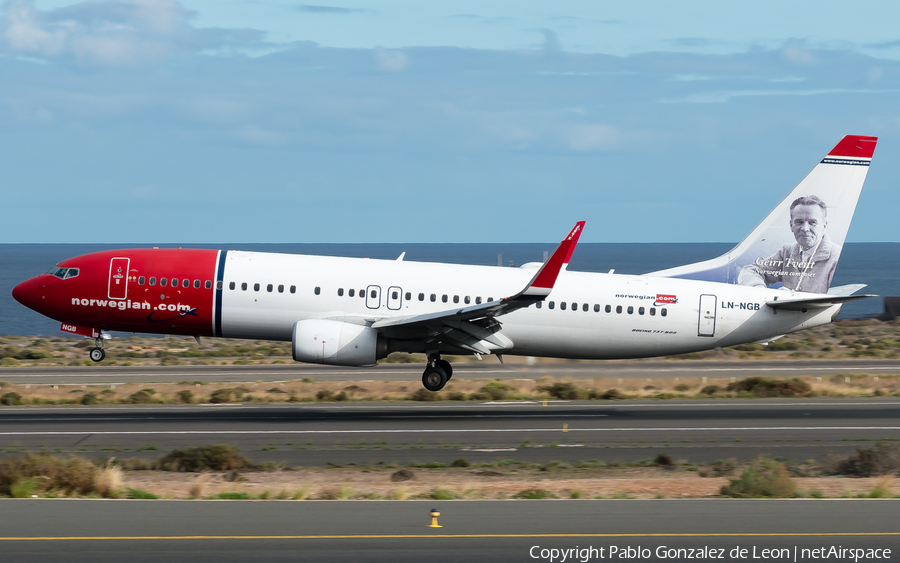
[0,532,898,541]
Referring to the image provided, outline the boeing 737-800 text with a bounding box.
[12,135,878,391]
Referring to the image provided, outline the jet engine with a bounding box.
[292,319,386,366]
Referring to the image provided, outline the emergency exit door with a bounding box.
[108,257,130,300]
[698,294,716,337]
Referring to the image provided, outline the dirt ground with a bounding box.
[121,467,897,500]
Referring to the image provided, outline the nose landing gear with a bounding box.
[421,354,453,391]
[88,336,106,363]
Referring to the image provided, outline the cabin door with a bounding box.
[698,294,717,337]
[108,257,130,300]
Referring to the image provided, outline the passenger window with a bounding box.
[138,276,145,285]
[593,304,599,312]
[278,284,284,293]
[206,280,212,289]
[229,282,235,290]
[314,287,320,295]
[661,308,667,317]
[182,279,188,288]
[465,296,471,304]
[290,286,296,294]
[160,278,168,287]
[536,301,542,309]
[649,308,656,316]
[453,295,459,304]
[430,294,436,302]
[605,305,611,313]
[627,306,634,314]
[639,307,645,315]
[370,289,377,299]
[267,284,273,292]
[561,302,567,310]
[405,292,411,301]
[549,301,555,309]
[488,297,494,302]
[194,280,201,289]
[418,293,424,301]
[442,295,448,303]
[476,297,482,304]
[392,291,399,299]
[149,277,156,286]
[583,303,589,312]
[349,289,355,297]
[338,288,344,297]
[616,305,622,314]
[359,290,364,298]
[215,281,221,290]
[571,302,577,311]
[254,283,260,292]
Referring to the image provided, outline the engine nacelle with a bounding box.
[292,319,385,366]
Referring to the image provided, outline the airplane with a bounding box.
[12,135,878,392]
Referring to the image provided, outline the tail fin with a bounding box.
[649,135,877,294]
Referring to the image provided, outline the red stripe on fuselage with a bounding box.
[30,249,219,337]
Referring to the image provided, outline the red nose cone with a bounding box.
[12,277,40,308]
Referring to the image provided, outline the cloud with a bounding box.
[0,0,266,67]
[374,46,407,71]
[295,4,364,14]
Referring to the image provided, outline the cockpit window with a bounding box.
[46,266,79,279]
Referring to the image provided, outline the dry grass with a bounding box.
[94,466,123,498]
[188,473,209,499]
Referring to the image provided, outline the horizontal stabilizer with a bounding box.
[827,284,867,297]
[767,294,877,311]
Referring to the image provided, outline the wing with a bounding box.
[370,221,585,354]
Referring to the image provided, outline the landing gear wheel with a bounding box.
[435,359,453,380]
[422,366,448,392]
[89,348,106,362]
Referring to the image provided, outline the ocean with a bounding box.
[1,242,897,337]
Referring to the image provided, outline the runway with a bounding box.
[1,399,898,464]
[1,359,899,385]
[1,499,897,562]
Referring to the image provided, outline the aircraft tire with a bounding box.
[422,366,448,392]
[435,359,453,380]
[89,348,105,362]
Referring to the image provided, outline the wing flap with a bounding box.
[767,294,877,311]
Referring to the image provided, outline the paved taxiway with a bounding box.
[1,400,898,464]
[0,359,899,385]
[1,499,897,562]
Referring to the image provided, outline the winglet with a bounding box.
[523,221,585,297]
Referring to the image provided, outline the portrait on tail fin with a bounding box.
[737,195,840,294]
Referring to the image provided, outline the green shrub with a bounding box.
[654,453,674,466]
[600,389,626,400]
[15,348,53,360]
[836,442,900,477]
[154,445,251,472]
[537,382,586,400]
[316,390,334,401]
[209,388,241,403]
[674,383,691,392]
[429,488,460,500]
[700,385,722,395]
[175,390,194,404]
[1,392,22,406]
[725,377,811,398]
[10,477,40,498]
[209,492,250,499]
[477,381,514,401]
[512,487,559,499]
[80,393,98,405]
[126,487,159,499]
[409,389,441,401]
[127,390,155,404]
[451,459,471,467]
[720,457,796,498]
[0,454,97,496]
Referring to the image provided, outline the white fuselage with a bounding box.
[218,250,836,359]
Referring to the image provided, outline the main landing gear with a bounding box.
[421,355,453,392]
[88,337,106,363]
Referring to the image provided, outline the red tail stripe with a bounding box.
[828,135,878,159]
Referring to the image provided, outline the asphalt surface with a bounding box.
[1,359,899,385]
[0,499,897,562]
[1,400,898,464]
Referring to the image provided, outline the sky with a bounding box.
[1,1,900,243]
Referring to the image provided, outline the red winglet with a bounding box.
[828,135,878,159]
[527,221,585,292]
